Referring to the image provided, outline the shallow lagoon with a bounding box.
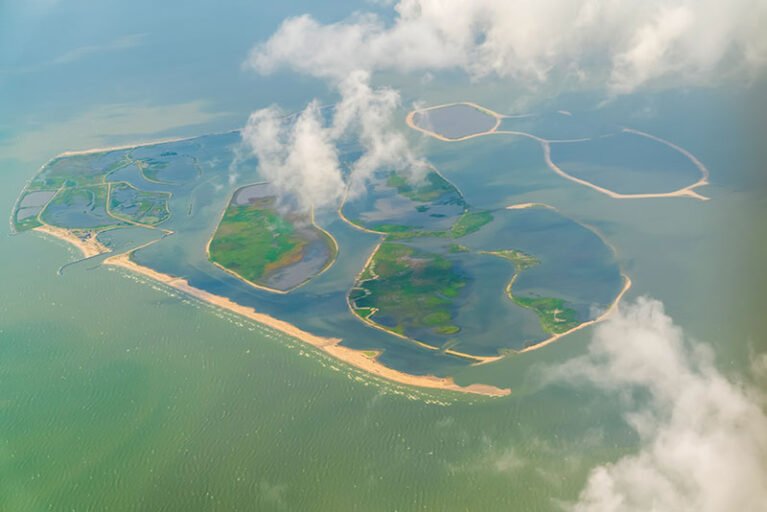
[412,103,498,139]
[41,185,123,229]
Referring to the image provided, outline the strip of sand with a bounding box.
[103,252,511,397]
[34,224,108,258]
[506,202,547,210]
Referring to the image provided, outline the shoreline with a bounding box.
[103,251,511,397]
[34,224,108,259]
[55,130,240,158]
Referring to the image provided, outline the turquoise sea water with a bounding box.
[2,2,766,510]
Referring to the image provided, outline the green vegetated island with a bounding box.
[208,184,337,293]
[343,169,586,358]
[482,250,580,334]
[13,150,172,237]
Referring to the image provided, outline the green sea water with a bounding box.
[2,2,766,510]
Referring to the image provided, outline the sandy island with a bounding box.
[103,252,510,397]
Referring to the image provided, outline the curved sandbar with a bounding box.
[407,102,710,200]
[104,251,510,397]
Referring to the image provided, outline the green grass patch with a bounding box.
[351,242,466,338]
[449,210,493,238]
[448,244,470,253]
[14,214,42,232]
[434,325,460,335]
[371,223,416,233]
[482,249,539,270]
[209,198,308,286]
[354,308,375,320]
[512,295,581,334]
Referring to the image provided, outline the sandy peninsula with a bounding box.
[34,224,108,258]
[104,251,511,397]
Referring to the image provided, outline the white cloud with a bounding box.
[241,101,345,212]
[548,298,767,512]
[246,0,767,95]
[333,70,427,196]
[240,72,425,211]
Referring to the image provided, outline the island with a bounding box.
[208,183,337,293]
[10,100,712,396]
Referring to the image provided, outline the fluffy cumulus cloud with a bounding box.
[247,0,767,94]
[241,101,345,212]
[333,71,426,195]
[241,71,425,211]
[548,298,767,512]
